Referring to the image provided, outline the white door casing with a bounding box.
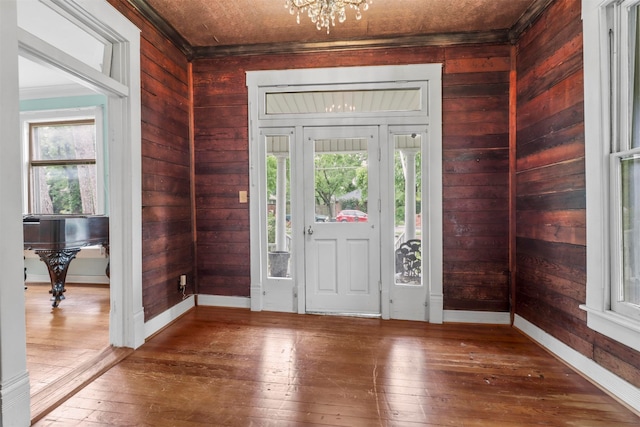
[247,64,443,322]
[16,0,145,348]
[304,126,381,315]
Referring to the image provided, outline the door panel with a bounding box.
[316,239,338,293]
[304,126,380,315]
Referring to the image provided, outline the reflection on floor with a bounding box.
[25,282,111,421]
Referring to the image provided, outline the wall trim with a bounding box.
[514,314,640,414]
[197,295,251,309]
[443,310,511,324]
[144,296,195,339]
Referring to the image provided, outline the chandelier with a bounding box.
[285,0,372,34]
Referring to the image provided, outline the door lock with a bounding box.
[307,225,314,235]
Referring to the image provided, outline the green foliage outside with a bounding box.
[265,147,422,224]
[45,166,82,214]
[33,123,96,215]
[315,153,366,214]
[394,150,422,225]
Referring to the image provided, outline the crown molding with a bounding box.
[126,0,193,58]
[508,0,555,43]
[190,30,509,59]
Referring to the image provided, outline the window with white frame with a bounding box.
[582,0,640,351]
[22,108,104,215]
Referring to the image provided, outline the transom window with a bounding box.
[265,88,422,115]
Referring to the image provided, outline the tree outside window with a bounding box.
[29,120,97,215]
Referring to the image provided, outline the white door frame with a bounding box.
[2,1,145,423]
[303,125,381,315]
[15,0,145,350]
[246,64,443,322]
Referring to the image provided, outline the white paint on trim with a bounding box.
[143,296,195,339]
[514,314,640,414]
[197,294,251,309]
[443,310,511,324]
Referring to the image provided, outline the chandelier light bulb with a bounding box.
[285,0,372,34]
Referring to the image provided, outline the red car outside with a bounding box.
[335,209,368,222]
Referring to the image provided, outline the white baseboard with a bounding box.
[514,314,640,414]
[197,294,251,309]
[26,274,109,285]
[0,371,30,427]
[444,310,511,324]
[144,296,195,339]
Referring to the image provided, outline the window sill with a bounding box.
[580,304,640,352]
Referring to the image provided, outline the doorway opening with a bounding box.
[247,64,443,322]
[14,0,144,419]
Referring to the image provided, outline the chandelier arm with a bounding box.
[285,0,372,34]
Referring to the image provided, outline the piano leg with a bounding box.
[35,249,80,307]
[103,243,110,278]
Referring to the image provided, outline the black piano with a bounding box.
[23,215,109,307]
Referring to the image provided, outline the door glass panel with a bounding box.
[266,135,291,278]
[314,138,368,223]
[394,134,422,285]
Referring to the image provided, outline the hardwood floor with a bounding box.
[33,306,639,426]
[26,282,130,424]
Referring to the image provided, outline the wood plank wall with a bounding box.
[108,0,194,321]
[193,44,511,311]
[515,0,640,387]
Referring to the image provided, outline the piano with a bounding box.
[23,215,109,307]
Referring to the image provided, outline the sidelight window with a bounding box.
[394,134,422,285]
[266,134,292,278]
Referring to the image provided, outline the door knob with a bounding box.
[307,225,314,235]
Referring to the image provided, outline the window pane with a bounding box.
[17,0,108,73]
[32,122,96,161]
[266,89,421,115]
[632,5,640,149]
[266,135,291,278]
[32,164,97,214]
[621,157,640,305]
[394,134,422,285]
[314,138,368,223]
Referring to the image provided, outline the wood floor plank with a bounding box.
[26,282,114,424]
[33,307,639,426]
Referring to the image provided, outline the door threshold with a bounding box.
[31,346,133,424]
[307,311,382,319]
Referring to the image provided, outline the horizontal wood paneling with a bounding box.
[108,0,194,321]
[515,0,640,388]
[193,44,510,309]
[515,0,586,354]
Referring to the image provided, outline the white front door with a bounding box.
[303,126,381,315]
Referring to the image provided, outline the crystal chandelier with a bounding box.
[285,0,372,34]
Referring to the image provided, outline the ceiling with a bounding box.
[18,0,550,95]
[130,0,550,58]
